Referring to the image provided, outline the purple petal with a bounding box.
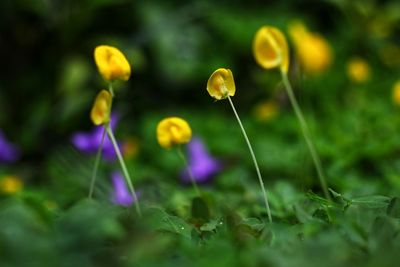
[0,130,20,163]
[71,112,121,160]
[109,113,119,131]
[111,171,136,206]
[71,132,96,153]
[181,137,222,183]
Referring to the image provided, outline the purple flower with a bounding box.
[181,137,221,183]
[71,113,120,160]
[0,130,20,163]
[111,171,136,206]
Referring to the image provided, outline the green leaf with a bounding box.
[191,197,210,222]
[387,197,400,218]
[242,218,265,233]
[145,207,192,239]
[351,195,391,209]
[200,219,219,232]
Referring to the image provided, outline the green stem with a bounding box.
[88,125,107,198]
[88,82,115,198]
[227,96,272,223]
[108,82,115,97]
[280,71,331,201]
[107,125,142,217]
[176,146,201,196]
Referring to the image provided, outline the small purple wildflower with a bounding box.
[71,113,120,160]
[0,130,20,163]
[111,171,136,206]
[181,137,221,183]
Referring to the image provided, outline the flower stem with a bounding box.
[107,125,142,217]
[280,71,331,201]
[88,82,115,198]
[88,125,107,198]
[227,96,272,223]
[176,146,201,196]
[108,82,115,97]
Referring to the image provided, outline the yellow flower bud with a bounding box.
[94,45,131,81]
[392,80,400,105]
[90,90,112,125]
[157,117,192,149]
[289,21,332,75]
[206,68,236,100]
[0,175,23,194]
[346,57,371,83]
[253,26,289,73]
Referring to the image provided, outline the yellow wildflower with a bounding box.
[206,68,236,100]
[253,100,279,122]
[392,80,400,105]
[288,21,332,75]
[94,45,131,81]
[90,90,112,125]
[347,57,371,83]
[0,175,23,194]
[157,117,192,149]
[253,26,289,73]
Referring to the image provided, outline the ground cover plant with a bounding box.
[1,0,400,266]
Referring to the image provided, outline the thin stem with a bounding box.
[227,96,272,223]
[108,82,115,97]
[176,146,201,196]
[88,125,107,198]
[88,82,115,198]
[107,125,142,217]
[280,71,331,201]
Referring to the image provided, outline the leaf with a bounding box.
[241,218,265,233]
[145,207,192,239]
[191,197,210,222]
[387,197,400,218]
[351,195,391,209]
[306,191,331,207]
[369,216,399,252]
[200,219,219,232]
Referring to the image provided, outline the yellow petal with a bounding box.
[346,57,371,83]
[253,99,279,122]
[253,26,289,73]
[288,21,332,75]
[206,68,236,100]
[90,90,112,125]
[0,175,23,194]
[157,117,192,149]
[94,45,131,81]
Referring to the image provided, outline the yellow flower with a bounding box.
[157,117,192,149]
[90,90,112,125]
[253,26,289,73]
[94,45,131,81]
[206,68,236,100]
[253,100,279,122]
[347,57,371,83]
[288,21,332,75]
[0,175,23,194]
[392,80,400,105]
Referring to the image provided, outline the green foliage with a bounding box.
[1,0,400,266]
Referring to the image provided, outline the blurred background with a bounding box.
[1,0,400,266]
[1,0,400,198]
